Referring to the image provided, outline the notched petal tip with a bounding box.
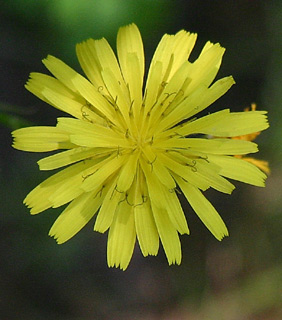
[107,262,128,271]
[167,253,182,266]
[48,232,66,245]
[217,229,229,241]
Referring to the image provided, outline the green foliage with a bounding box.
[0,103,33,130]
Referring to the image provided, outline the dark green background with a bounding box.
[1,1,281,319]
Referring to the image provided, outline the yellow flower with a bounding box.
[12,24,269,270]
[231,104,270,175]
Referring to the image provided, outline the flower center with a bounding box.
[135,134,146,149]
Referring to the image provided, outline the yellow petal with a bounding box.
[128,169,159,257]
[48,179,84,208]
[140,155,188,234]
[107,201,136,270]
[190,110,269,137]
[122,52,143,120]
[157,153,210,191]
[94,178,122,233]
[156,84,207,132]
[47,163,104,208]
[49,190,102,244]
[143,60,163,114]
[134,197,159,257]
[161,185,190,235]
[174,109,230,136]
[24,160,97,214]
[12,126,72,152]
[147,33,174,85]
[42,87,85,120]
[56,117,107,136]
[165,150,234,194]
[76,39,106,89]
[208,155,267,187]
[25,72,79,103]
[117,24,144,108]
[176,177,228,240]
[147,62,192,130]
[148,30,197,85]
[157,138,258,155]
[199,76,235,113]
[69,134,125,149]
[156,61,192,112]
[38,147,100,171]
[141,145,175,190]
[42,55,79,93]
[165,76,234,129]
[168,30,197,79]
[195,160,235,194]
[116,151,139,193]
[151,158,176,190]
[47,160,102,208]
[57,117,130,148]
[81,155,125,192]
[101,67,132,128]
[90,37,124,85]
[26,73,106,123]
[139,157,168,206]
[185,43,225,94]
[151,202,182,265]
[71,73,117,124]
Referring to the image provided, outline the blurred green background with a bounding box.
[1,1,281,319]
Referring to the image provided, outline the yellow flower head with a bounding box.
[12,24,269,270]
[232,103,270,175]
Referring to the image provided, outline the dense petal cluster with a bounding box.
[12,24,269,270]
